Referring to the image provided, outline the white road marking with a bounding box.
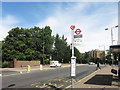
[2,73,21,77]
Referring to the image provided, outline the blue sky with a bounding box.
[2,2,117,28]
[1,2,118,53]
[2,2,58,27]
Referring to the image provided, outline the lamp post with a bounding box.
[105,25,118,45]
[105,25,118,66]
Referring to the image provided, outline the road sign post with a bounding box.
[71,56,76,77]
[70,25,83,88]
[71,25,77,88]
[71,56,76,88]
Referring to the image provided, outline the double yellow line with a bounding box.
[66,70,98,88]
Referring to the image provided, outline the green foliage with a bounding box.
[0,61,2,68]
[84,52,90,63]
[74,47,83,64]
[52,34,70,63]
[0,41,2,67]
[2,25,84,64]
[43,59,50,64]
[106,49,112,65]
[2,26,54,64]
[106,49,120,65]
[2,61,8,68]
[52,34,83,63]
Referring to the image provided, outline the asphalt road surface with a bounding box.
[2,64,105,89]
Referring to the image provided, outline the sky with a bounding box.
[1,1,119,53]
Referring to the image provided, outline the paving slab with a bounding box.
[74,65,120,89]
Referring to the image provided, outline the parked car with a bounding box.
[89,62,95,65]
[50,61,62,67]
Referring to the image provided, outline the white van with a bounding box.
[50,61,62,67]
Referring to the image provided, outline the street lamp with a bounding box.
[105,25,118,45]
[105,25,118,66]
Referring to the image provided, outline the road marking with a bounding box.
[57,85,64,88]
[40,83,48,88]
[78,70,97,82]
[35,85,39,88]
[54,83,57,87]
[2,73,21,77]
[66,84,71,88]
[65,70,98,88]
[31,82,40,86]
[65,79,71,82]
[47,83,52,86]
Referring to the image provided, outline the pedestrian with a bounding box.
[96,61,101,70]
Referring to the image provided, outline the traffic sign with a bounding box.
[74,34,82,38]
[70,25,75,30]
[75,29,81,35]
[74,28,83,45]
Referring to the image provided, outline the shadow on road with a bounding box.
[8,84,16,87]
[84,74,113,86]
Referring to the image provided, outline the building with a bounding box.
[89,49,105,59]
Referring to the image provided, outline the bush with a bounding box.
[2,61,8,68]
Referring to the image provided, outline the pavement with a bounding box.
[1,64,85,72]
[74,65,120,89]
[0,64,68,72]
[0,64,72,76]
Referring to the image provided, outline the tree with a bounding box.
[2,26,54,63]
[0,41,2,67]
[53,34,68,63]
[43,26,54,55]
[74,47,83,64]
[52,34,83,63]
[84,52,90,63]
[106,49,112,65]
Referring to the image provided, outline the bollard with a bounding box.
[27,65,30,71]
[40,65,43,70]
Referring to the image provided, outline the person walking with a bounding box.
[96,61,101,70]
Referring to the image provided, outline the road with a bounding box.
[2,64,105,89]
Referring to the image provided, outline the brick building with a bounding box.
[89,49,105,59]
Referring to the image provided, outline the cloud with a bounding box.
[0,15,19,41]
[37,2,118,53]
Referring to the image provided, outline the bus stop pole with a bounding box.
[71,27,74,88]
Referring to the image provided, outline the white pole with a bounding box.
[111,28,113,45]
[71,27,74,88]
[72,29,74,57]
